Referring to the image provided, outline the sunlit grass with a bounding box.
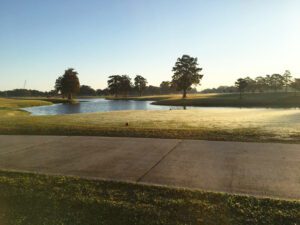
[1,109,299,142]
[0,97,299,142]
[0,97,52,109]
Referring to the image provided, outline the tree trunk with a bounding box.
[68,93,72,100]
[239,91,242,99]
[182,89,187,98]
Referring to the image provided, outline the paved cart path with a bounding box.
[0,135,299,200]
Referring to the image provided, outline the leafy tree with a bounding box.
[202,72,296,94]
[264,75,273,91]
[108,75,122,97]
[172,55,203,98]
[0,89,55,97]
[201,86,237,93]
[119,75,132,97]
[244,77,256,93]
[60,68,80,100]
[270,74,284,92]
[47,90,57,97]
[134,75,147,96]
[255,76,267,92]
[235,78,248,99]
[96,88,110,96]
[54,76,64,96]
[108,75,132,97]
[291,79,300,95]
[160,81,173,94]
[283,70,292,93]
[79,85,96,96]
[144,85,161,95]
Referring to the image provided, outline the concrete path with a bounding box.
[0,135,299,200]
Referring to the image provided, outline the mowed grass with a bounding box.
[0,98,52,109]
[12,97,75,104]
[155,92,300,107]
[0,98,52,117]
[0,97,300,142]
[0,170,299,225]
[109,92,300,108]
[0,98,75,117]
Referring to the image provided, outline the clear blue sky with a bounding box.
[0,0,299,91]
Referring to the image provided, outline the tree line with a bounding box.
[0,89,54,97]
[1,55,204,99]
[51,55,202,99]
[106,55,202,98]
[5,54,299,99]
[202,70,300,97]
[235,71,300,98]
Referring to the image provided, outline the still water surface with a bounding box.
[23,98,183,115]
[23,98,273,116]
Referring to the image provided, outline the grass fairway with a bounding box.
[0,98,52,117]
[0,97,300,143]
[0,98,74,117]
[108,92,300,108]
[0,98,52,109]
[0,170,299,225]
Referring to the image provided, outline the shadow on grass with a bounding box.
[0,170,299,225]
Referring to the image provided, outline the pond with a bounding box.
[22,98,185,115]
[22,98,281,116]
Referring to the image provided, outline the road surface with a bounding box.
[0,135,299,200]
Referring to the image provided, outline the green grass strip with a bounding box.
[0,170,299,225]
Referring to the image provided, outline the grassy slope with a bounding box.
[0,170,299,225]
[0,98,53,116]
[108,92,300,108]
[0,98,75,117]
[0,98,52,109]
[12,97,76,104]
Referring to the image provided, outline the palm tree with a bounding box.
[172,55,203,98]
[56,68,80,100]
